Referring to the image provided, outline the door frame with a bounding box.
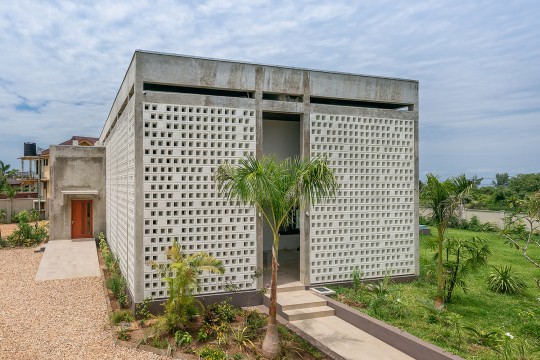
[71,199,93,239]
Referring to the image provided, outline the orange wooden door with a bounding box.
[71,200,93,239]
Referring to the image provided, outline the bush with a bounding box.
[197,346,227,360]
[205,299,238,325]
[244,309,267,334]
[109,310,134,325]
[487,265,527,294]
[107,274,127,307]
[3,210,47,247]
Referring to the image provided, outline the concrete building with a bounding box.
[93,50,419,305]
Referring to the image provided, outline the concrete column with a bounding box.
[300,70,311,286]
[255,66,264,290]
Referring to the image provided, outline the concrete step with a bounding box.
[277,284,306,293]
[273,290,328,310]
[284,305,335,321]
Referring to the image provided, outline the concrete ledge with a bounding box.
[320,294,463,360]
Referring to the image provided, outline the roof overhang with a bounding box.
[61,190,99,196]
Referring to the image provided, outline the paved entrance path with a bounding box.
[35,239,100,281]
[273,289,414,360]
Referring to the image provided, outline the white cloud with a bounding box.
[0,0,539,180]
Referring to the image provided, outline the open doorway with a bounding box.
[261,112,301,287]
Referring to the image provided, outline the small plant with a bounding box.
[233,354,243,360]
[109,309,134,325]
[149,336,169,349]
[135,297,152,326]
[117,324,131,341]
[464,326,502,348]
[244,309,267,334]
[174,330,192,347]
[231,326,254,349]
[197,326,211,342]
[197,346,227,360]
[487,265,527,294]
[351,268,364,293]
[205,298,238,325]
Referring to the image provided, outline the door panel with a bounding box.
[71,200,93,238]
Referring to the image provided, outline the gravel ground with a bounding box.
[0,248,167,360]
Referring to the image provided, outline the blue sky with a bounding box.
[1,0,539,183]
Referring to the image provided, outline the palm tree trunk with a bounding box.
[262,233,280,359]
[435,225,445,309]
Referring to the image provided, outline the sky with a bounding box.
[1,0,539,183]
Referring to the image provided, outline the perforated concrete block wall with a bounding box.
[310,113,416,283]
[141,103,258,299]
[105,98,137,293]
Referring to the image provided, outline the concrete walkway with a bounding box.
[272,289,414,360]
[35,239,100,281]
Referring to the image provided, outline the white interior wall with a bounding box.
[262,119,300,252]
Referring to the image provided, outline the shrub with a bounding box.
[107,274,127,307]
[244,309,267,334]
[487,265,527,294]
[197,346,227,360]
[109,310,134,325]
[4,210,47,247]
[205,298,237,325]
[351,268,364,293]
[174,330,192,347]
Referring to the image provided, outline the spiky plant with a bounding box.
[487,265,527,295]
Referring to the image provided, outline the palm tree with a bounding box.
[2,185,17,222]
[421,173,471,308]
[152,241,225,332]
[216,155,337,358]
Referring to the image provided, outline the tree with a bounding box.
[432,236,490,302]
[2,185,17,222]
[151,241,225,332]
[501,192,540,283]
[421,174,472,308]
[216,155,337,358]
[492,172,510,187]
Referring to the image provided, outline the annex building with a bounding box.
[52,50,419,306]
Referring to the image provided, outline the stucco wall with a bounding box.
[48,146,106,240]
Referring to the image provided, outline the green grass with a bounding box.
[331,228,540,360]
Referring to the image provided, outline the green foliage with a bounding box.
[0,209,7,224]
[244,309,267,334]
[2,210,48,247]
[487,266,527,294]
[437,236,491,302]
[107,274,127,307]
[197,346,227,360]
[231,326,254,349]
[197,327,210,342]
[351,267,364,293]
[421,173,473,307]
[135,297,152,324]
[117,325,131,341]
[109,309,134,325]
[463,326,502,348]
[205,299,238,325]
[151,241,224,332]
[333,227,540,360]
[174,330,192,347]
[149,336,169,349]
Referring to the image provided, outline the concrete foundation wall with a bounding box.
[49,146,106,240]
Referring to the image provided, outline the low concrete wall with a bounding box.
[0,198,49,221]
[421,207,508,229]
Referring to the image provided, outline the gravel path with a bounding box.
[0,248,166,360]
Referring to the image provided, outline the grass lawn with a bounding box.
[331,227,540,360]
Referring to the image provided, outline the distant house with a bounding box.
[48,50,419,308]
